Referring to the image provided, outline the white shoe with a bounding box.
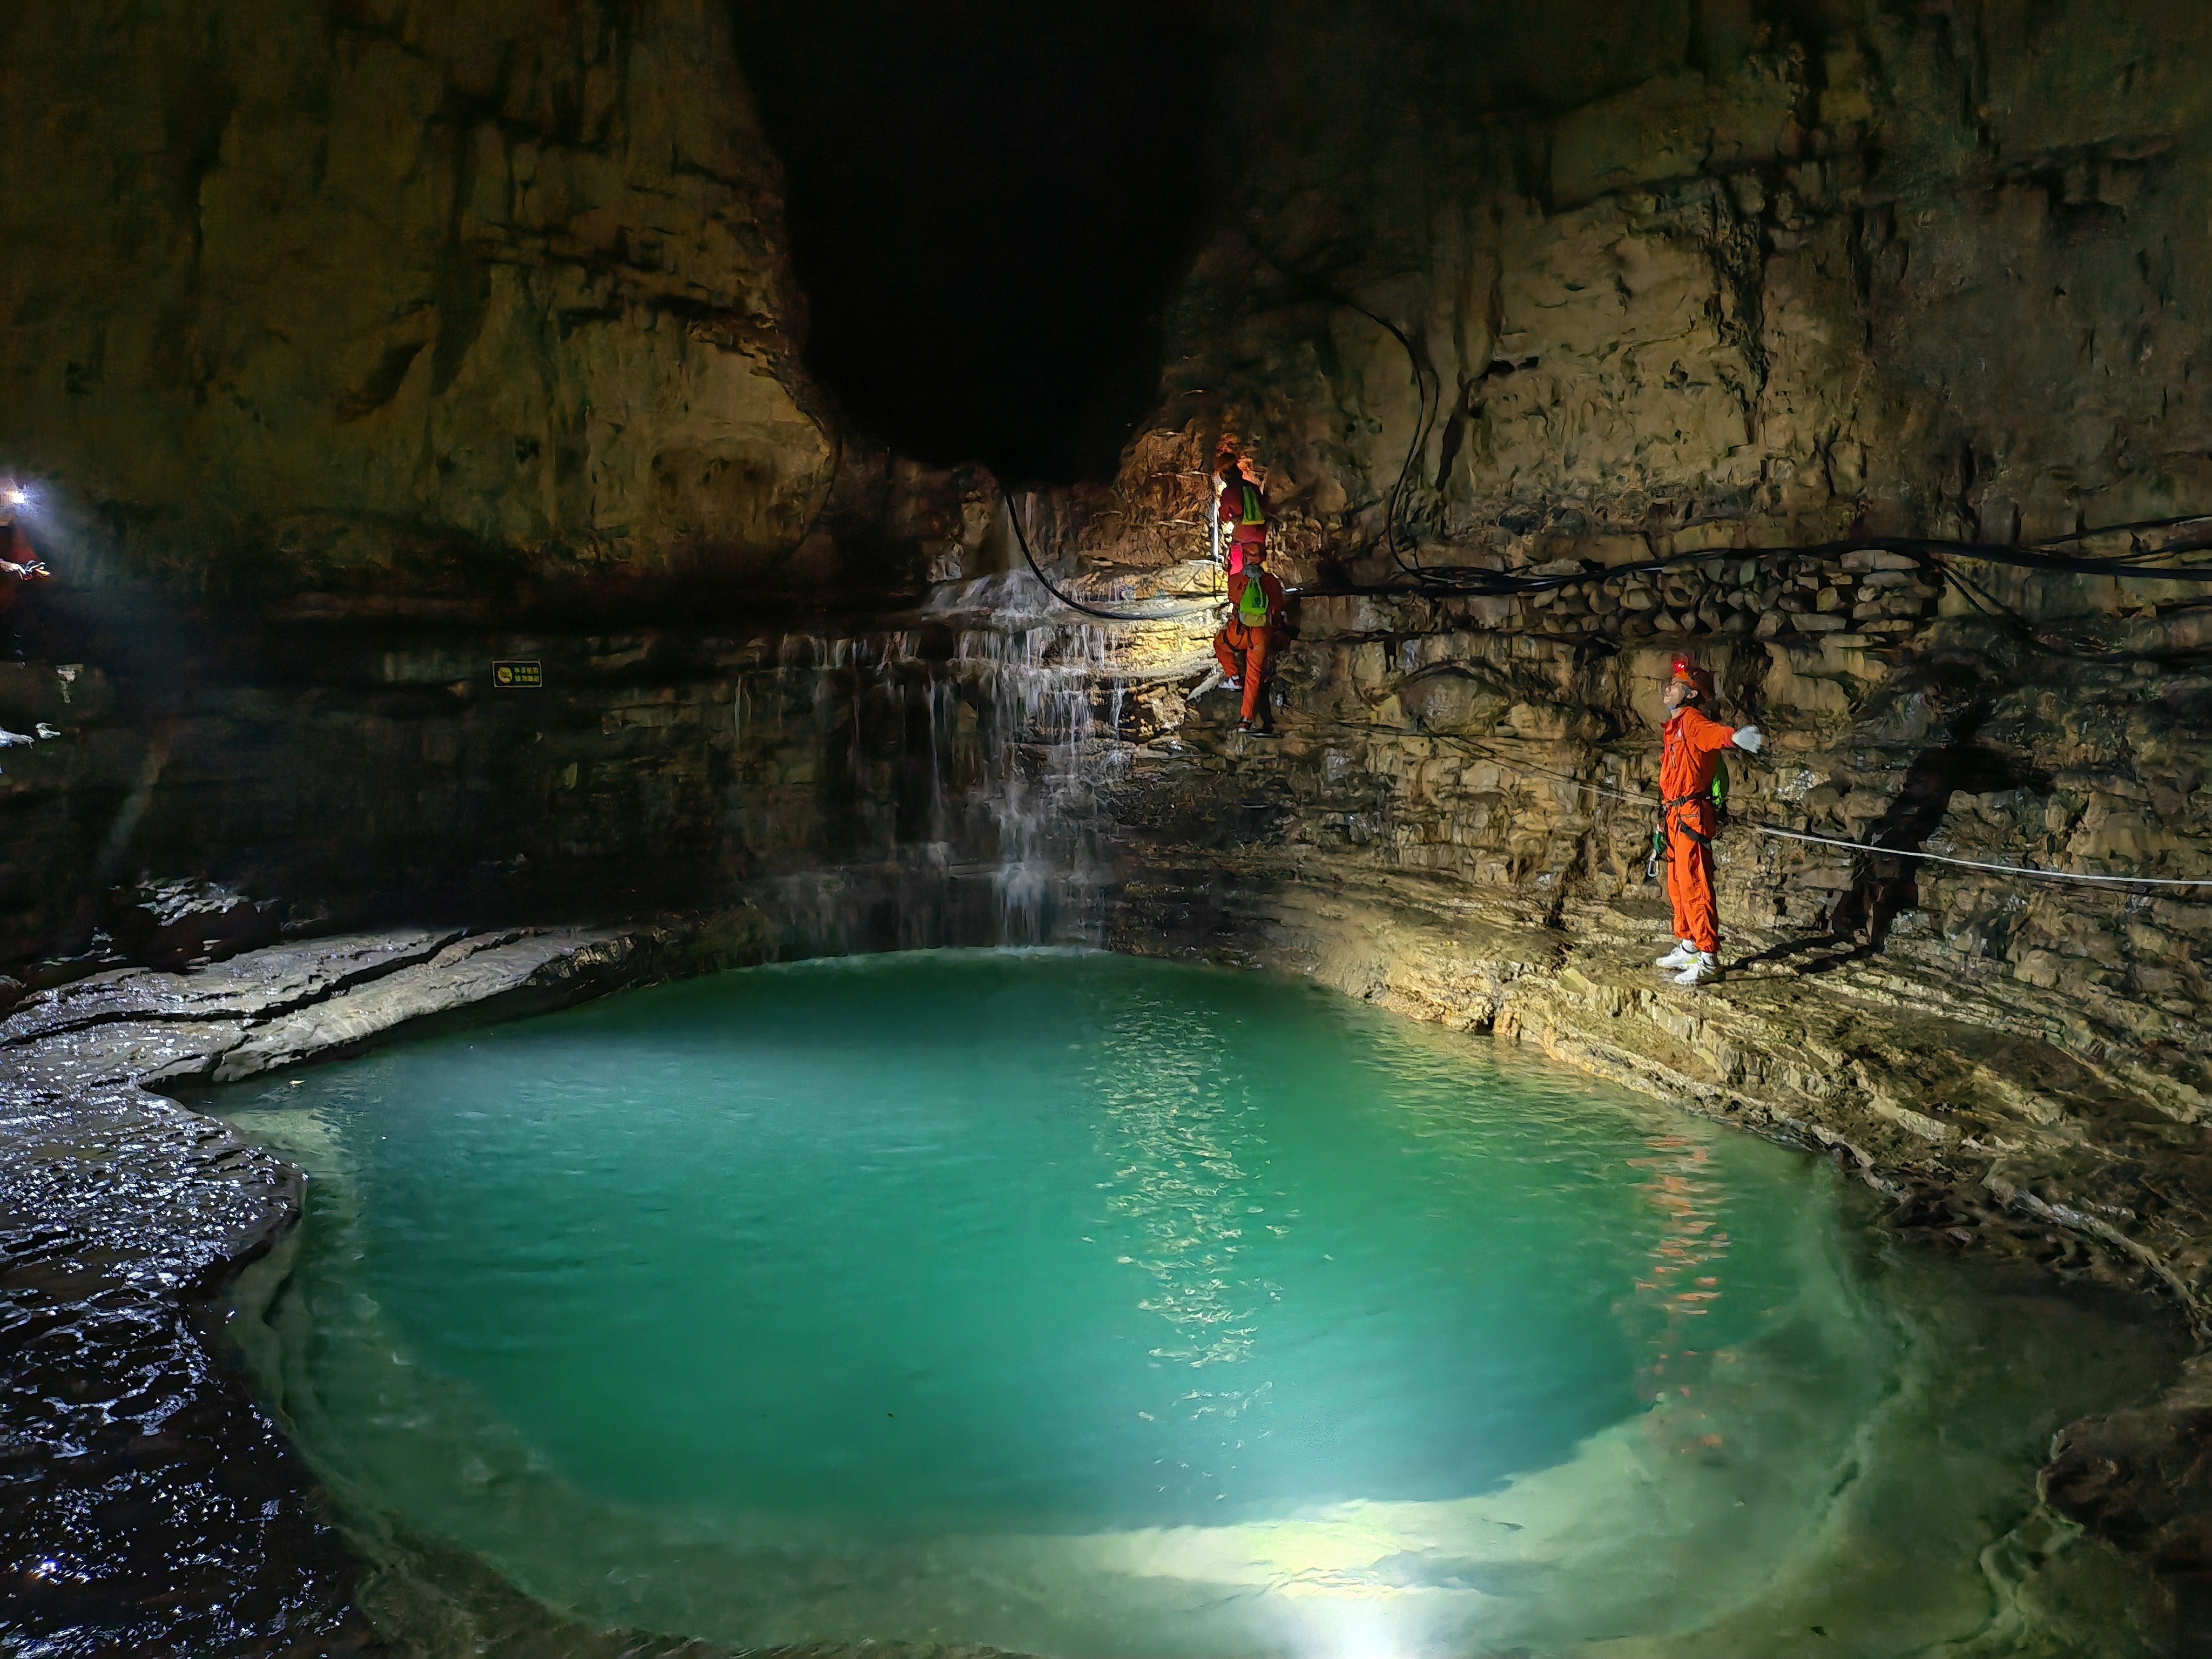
[1222,676,1242,691]
[1673,952,1721,987]
[1655,941,1699,969]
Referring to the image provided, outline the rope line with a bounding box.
[1744,822,2212,887]
[1301,713,2212,892]
[1483,745,2212,889]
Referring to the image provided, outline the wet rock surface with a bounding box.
[0,1084,377,1655]
[2045,1352,2212,1627]
[0,920,764,1657]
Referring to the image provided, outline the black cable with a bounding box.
[1004,493,1220,624]
[1309,529,2212,603]
[1860,532,2212,579]
[1239,247,1444,586]
[1336,296,1441,586]
[1230,244,2212,611]
[2025,512,2212,548]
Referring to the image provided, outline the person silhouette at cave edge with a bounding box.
[0,490,53,660]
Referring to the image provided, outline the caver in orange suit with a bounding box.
[1660,706,1736,952]
[1653,659,1762,980]
[1213,567,1287,726]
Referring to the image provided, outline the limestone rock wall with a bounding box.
[1047,0,2212,1147]
[0,0,837,602]
[0,578,1182,975]
[1145,0,2212,585]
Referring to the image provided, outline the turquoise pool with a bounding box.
[224,950,2177,1657]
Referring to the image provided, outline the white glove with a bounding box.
[1732,726,1764,754]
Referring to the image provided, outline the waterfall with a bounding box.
[726,564,1216,956]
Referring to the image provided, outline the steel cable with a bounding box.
[1292,714,2212,891]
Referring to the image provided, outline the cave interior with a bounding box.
[7,0,2212,1653]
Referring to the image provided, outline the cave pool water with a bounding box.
[221,950,2180,1658]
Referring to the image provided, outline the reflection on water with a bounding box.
[1097,990,1268,1386]
[222,951,2183,1659]
[1627,1136,1737,1454]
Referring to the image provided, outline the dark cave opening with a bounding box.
[731,1,1222,485]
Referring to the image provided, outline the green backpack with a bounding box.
[1237,576,1272,626]
[1236,482,1266,527]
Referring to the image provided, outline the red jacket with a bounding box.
[0,523,44,617]
[1660,705,1738,808]
[1217,471,1271,541]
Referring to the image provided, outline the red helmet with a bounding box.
[1670,657,1716,700]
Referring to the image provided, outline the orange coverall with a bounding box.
[1213,568,1286,723]
[1658,705,1742,953]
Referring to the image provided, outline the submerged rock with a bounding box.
[2046,1353,2212,1622]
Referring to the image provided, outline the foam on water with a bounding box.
[223,951,2179,1658]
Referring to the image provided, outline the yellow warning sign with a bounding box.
[492,659,543,689]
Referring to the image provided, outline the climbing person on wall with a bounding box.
[1213,548,1287,734]
[1213,444,1272,576]
[1652,657,1763,987]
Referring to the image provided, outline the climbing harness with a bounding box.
[1643,783,1724,882]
